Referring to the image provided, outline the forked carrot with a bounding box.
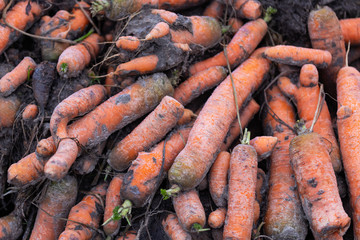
[0,95,20,128]
[162,213,191,240]
[208,208,226,229]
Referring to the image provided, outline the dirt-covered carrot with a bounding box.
[0,0,42,54]
[116,36,140,51]
[249,136,278,161]
[189,19,267,75]
[72,143,105,175]
[0,95,20,128]
[173,66,227,106]
[145,21,170,40]
[0,210,23,240]
[58,182,108,240]
[108,96,184,171]
[209,151,230,207]
[263,85,308,240]
[22,104,39,121]
[57,33,103,78]
[224,0,262,20]
[289,129,350,239]
[0,57,36,97]
[168,48,270,191]
[208,208,226,229]
[278,64,342,172]
[115,230,137,240]
[162,213,191,240]
[203,0,224,19]
[308,6,345,97]
[29,175,78,240]
[263,45,332,68]
[32,62,56,111]
[340,18,360,45]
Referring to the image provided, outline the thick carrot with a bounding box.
[263,85,308,240]
[223,142,257,239]
[208,151,230,207]
[337,66,360,238]
[340,18,360,45]
[108,96,184,171]
[29,175,78,240]
[208,208,226,229]
[263,45,332,68]
[116,36,140,51]
[289,131,350,239]
[189,18,267,75]
[203,0,224,19]
[145,21,170,40]
[168,48,270,191]
[58,182,108,240]
[162,213,191,240]
[22,104,39,121]
[278,64,342,172]
[0,95,20,128]
[0,211,23,240]
[0,57,36,97]
[249,136,278,161]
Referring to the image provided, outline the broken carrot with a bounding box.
[340,18,360,45]
[229,0,262,20]
[177,109,196,125]
[208,208,226,229]
[249,136,278,161]
[162,213,191,240]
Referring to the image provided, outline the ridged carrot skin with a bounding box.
[189,19,267,75]
[162,213,192,240]
[208,208,226,229]
[0,211,23,240]
[337,66,360,239]
[209,151,230,207]
[263,85,308,240]
[340,18,360,45]
[169,48,270,191]
[249,136,278,161]
[108,96,184,171]
[0,95,20,128]
[223,144,257,239]
[289,132,350,239]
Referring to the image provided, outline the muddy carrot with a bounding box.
[115,230,137,240]
[0,57,36,97]
[208,208,226,229]
[22,104,39,121]
[249,136,278,161]
[113,55,159,77]
[162,213,191,240]
[0,95,20,128]
[209,151,230,207]
[116,36,141,51]
[203,0,224,19]
[108,96,184,171]
[32,62,56,111]
[145,21,170,40]
[29,176,78,240]
[228,18,243,34]
[0,211,23,240]
[340,18,360,45]
[72,143,105,175]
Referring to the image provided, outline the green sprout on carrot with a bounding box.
[192,223,210,232]
[60,63,68,73]
[102,200,133,227]
[160,185,181,200]
[27,67,33,81]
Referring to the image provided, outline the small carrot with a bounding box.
[340,18,360,45]
[203,0,224,19]
[22,104,39,121]
[0,95,20,128]
[0,211,23,240]
[0,57,36,97]
[145,21,170,40]
[162,213,191,240]
[116,36,141,51]
[249,136,278,161]
[108,96,184,171]
[113,55,159,77]
[208,208,226,229]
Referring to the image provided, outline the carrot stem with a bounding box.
[161,185,181,200]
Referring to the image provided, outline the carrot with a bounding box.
[177,109,196,125]
[172,189,206,232]
[203,0,224,19]
[0,95,20,128]
[336,65,360,238]
[116,36,140,51]
[115,230,137,240]
[22,104,39,121]
[278,64,342,172]
[263,45,332,68]
[208,208,226,229]
[173,66,227,106]
[0,0,42,54]
[162,213,191,240]
[225,0,262,20]
[263,85,308,240]
[145,21,170,40]
[58,182,108,240]
[189,19,267,75]
[29,175,78,240]
[208,151,230,207]
[249,136,278,161]
[340,18,360,45]
[0,211,23,240]
[151,9,178,24]
[289,130,350,239]
[197,175,208,191]
[168,48,270,191]
[108,96,184,171]
[228,18,243,34]
[72,143,105,175]
[105,66,116,95]
[57,33,103,78]
[254,168,266,227]
[103,174,124,236]
[0,57,36,97]
[308,6,345,97]
[221,99,260,151]
[113,55,159,77]
[0,0,6,13]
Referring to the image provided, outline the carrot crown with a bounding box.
[102,199,133,227]
[161,185,181,200]
[294,119,308,135]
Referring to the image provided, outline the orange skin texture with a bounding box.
[209,151,230,208]
[254,168,266,227]
[221,99,260,151]
[263,85,308,240]
[172,189,206,231]
[336,66,360,239]
[116,36,141,51]
[162,213,191,240]
[169,48,270,191]
[0,0,5,12]
[104,174,124,236]
[289,132,350,239]
[29,176,78,240]
[114,55,159,77]
[105,66,115,95]
[189,18,267,75]
[340,18,360,45]
[263,45,332,68]
[223,144,257,240]
[173,66,228,106]
[0,95,20,128]
[0,0,42,54]
[208,208,226,229]
[203,0,224,19]
[8,73,174,186]
[250,136,278,161]
[278,64,342,172]
[115,230,137,240]
[22,104,39,120]
[151,9,178,24]
[308,6,345,97]
[145,21,170,40]
[177,108,196,125]
[108,96,184,171]
[233,0,262,20]
[228,18,243,33]
[58,183,108,240]
[0,211,23,240]
[0,57,36,97]
[121,123,193,207]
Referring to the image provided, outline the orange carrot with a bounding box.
[72,143,105,175]
[203,0,224,19]
[189,18,267,75]
[168,48,270,191]
[22,104,39,120]
[58,182,108,240]
[263,85,308,240]
[209,151,230,207]
[162,213,191,240]
[105,66,116,95]
[289,130,350,239]
[113,55,159,77]
[115,230,137,240]
[116,36,141,51]
[177,109,196,125]
[340,18,360,45]
[108,96,184,171]
[263,45,332,68]
[228,18,243,34]
[208,208,226,229]
[227,0,262,20]
[254,168,266,227]
[249,136,278,161]
[0,95,20,128]
[145,21,170,40]
[29,175,78,240]
[0,57,36,97]
[0,0,6,12]
[0,211,23,240]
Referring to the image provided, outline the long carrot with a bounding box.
[162,213,191,240]
[108,96,184,171]
[208,208,226,229]
[340,18,360,45]
[0,95,20,128]
[0,210,23,240]
[168,48,270,191]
